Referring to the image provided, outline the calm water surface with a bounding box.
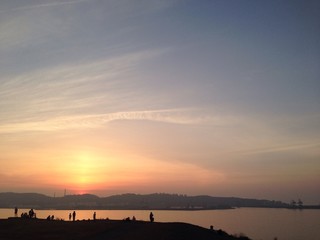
[1,208,319,240]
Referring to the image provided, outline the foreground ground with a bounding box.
[0,218,250,240]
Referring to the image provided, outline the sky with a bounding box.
[0,0,319,204]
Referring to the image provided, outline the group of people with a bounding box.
[20,208,36,219]
[14,207,155,222]
[67,211,96,221]
[123,215,136,221]
[68,211,77,221]
[46,215,54,220]
[122,212,154,222]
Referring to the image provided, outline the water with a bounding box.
[0,208,319,240]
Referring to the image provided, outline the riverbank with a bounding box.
[0,218,250,240]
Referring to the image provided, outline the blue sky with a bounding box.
[0,0,319,204]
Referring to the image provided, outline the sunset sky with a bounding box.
[0,0,319,204]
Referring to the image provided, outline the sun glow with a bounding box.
[41,147,227,195]
[46,151,107,192]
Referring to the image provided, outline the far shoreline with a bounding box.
[2,206,320,211]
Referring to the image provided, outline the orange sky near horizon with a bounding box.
[1,141,226,196]
[1,120,319,203]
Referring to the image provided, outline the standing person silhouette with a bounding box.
[72,211,76,221]
[93,212,96,221]
[149,212,154,222]
[14,207,18,217]
[69,213,72,221]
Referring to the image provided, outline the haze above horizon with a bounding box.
[0,0,319,204]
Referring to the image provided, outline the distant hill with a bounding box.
[99,193,289,209]
[0,192,290,210]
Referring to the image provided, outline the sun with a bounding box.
[59,151,106,192]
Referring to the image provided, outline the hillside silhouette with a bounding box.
[0,192,289,210]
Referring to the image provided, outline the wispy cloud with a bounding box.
[0,109,212,134]
[0,46,224,134]
[0,0,90,13]
[0,49,167,123]
[233,142,320,155]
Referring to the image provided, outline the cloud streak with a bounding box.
[0,49,167,123]
[234,142,320,155]
[0,0,90,13]
[0,109,212,134]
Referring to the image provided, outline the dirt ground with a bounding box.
[0,218,250,240]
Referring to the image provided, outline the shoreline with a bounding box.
[2,206,320,211]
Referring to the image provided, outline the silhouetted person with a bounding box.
[14,207,18,217]
[93,212,96,221]
[69,213,72,221]
[72,211,76,221]
[51,215,54,220]
[132,216,136,221]
[149,212,154,222]
[29,209,34,218]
